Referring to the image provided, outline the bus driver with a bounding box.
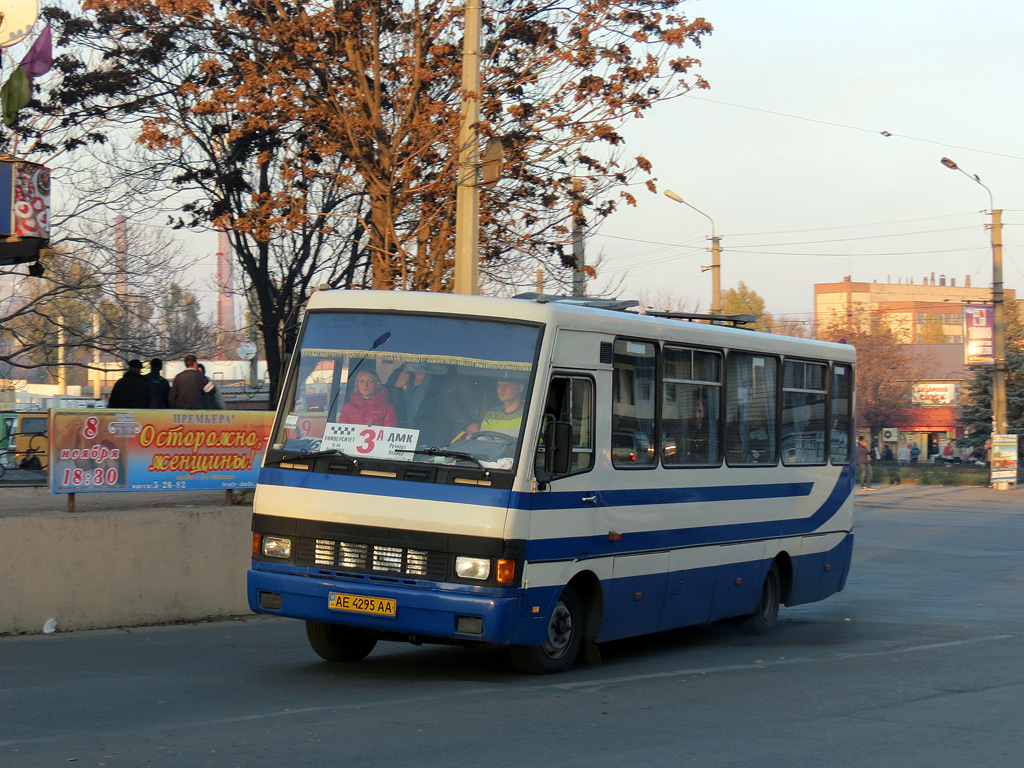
[465,372,526,437]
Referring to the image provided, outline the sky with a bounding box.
[587,0,1024,327]
[22,0,1020,331]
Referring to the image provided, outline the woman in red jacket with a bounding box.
[338,371,397,427]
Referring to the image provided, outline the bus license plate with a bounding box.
[328,592,397,617]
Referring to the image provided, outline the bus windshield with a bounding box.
[270,310,542,470]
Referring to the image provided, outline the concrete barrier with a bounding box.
[0,492,253,634]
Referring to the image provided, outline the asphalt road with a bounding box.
[1,485,1022,768]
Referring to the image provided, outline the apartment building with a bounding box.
[814,274,1014,457]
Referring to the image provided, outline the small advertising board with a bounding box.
[0,158,50,267]
[0,158,50,238]
[48,409,273,493]
[963,306,994,366]
[990,433,1018,486]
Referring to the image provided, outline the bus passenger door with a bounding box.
[532,374,601,557]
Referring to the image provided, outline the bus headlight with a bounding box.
[455,556,490,580]
[261,536,292,559]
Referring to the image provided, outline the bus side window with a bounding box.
[612,339,658,468]
[830,364,853,464]
[536,376,594,478]
[781,360,827,465]
[725,353,778,466]
[662,346,721,467]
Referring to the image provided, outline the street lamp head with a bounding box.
[940,157,958,170]
[664,189,684,204]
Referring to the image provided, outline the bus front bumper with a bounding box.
[247,564,526,646]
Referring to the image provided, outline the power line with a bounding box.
[591,212,993,247]
[724,246,990,258]
[684,96,1024,163]
[593,223,989,253]
[725,226,979,249]
[724,212,985,238]
[597,232,706,248]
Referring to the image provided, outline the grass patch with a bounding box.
[869,461,994,486]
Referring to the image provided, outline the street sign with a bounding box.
[237,341,257,360]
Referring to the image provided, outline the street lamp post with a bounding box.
[940,157,1008,459]
[664,189,721,313]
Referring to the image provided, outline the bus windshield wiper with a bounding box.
[393,447,490,474]
[273,448,359,466]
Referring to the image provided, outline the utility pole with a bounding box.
[453,0,482,295]
[571,178,586,296]
[708,234,721,314]
[57,316,66,395]
[215,228,234,361]
[990,207,1006,435]
[941,158,1010,489]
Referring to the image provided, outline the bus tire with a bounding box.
[305,620,378,662]
[510,585,584,674]
[742,562,781,635]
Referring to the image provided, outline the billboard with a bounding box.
[990,433,1018,485]
[48,409,273,494]
[963,305,994,365]
[0,159,50,238]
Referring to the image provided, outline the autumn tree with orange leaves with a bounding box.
[31,0,712,403]
[816,313,920,442]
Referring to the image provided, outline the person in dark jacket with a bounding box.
[18,449,42,470]
[168,354,213,410]
[108,359,152,409]
[196,363,226,409]
[144,358,171,408]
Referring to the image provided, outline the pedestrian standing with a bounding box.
[196,363,226,409]
[856,436,874,490]
[144,358,171,408]
[910,443,921,463]
[883,444,901,485]
[108,359,151,409]
[168,354,213,410]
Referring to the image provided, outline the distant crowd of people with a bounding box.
[857,436,977,489]
[107,355,224,410]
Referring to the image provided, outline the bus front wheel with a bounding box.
[742,562,781,635]
[510,585,584,674]
[305,620,378,662]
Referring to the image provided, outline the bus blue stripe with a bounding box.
[258,466,514,506]
[523,463,855,561]
[511,481,813,511]
[259,463,854,559]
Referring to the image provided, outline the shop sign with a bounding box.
[912,382,957,406]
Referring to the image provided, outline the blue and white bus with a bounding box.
[248,291,855,673]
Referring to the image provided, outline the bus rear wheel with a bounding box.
[305,620,378,662]
[510,585,584,674]
[742,562,781,635]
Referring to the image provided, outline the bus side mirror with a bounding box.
[544,419,573,478]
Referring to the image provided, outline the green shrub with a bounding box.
[870,461,992,486]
